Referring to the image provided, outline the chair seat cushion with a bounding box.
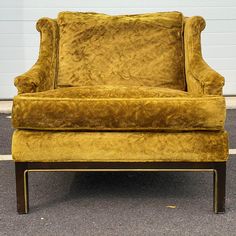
[12,86,225,131]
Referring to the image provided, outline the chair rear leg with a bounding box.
[213,162,226,213]
[15,162,29,214]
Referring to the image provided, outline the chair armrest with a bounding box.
[14,18,59,94]
[14,64,46,94]
[184,16,225,95]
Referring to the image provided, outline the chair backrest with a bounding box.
[57,11,186,90]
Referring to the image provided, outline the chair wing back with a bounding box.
[56,11,186,90]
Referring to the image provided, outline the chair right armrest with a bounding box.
[14,18,59,94]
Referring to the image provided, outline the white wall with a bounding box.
[0,0,236,98]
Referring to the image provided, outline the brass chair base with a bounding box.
[15,161,226,214]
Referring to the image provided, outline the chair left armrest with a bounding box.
[184,16,224,96]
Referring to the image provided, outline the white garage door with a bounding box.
[0,0,236,98]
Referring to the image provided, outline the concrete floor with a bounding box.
[0,157,236,235]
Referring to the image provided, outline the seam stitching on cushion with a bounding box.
[15,97,224,101]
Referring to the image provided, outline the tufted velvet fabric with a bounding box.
[12,86,225,131]
[57,12,186,90]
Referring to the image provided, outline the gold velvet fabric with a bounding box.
[12,130,228,162]
[57,12,186,90]
[184,16,225,95]
[12,11,228,163]
[12,86,225,131]
[14,18,59,93]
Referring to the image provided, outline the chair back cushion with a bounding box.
[57,12,186,90]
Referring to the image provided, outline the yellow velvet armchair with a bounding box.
[12,12,228,214]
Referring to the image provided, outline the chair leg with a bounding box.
[15,162,29,214]
[213,162,226,214]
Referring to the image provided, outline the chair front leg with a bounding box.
[213,162,226,213]
[15,162,29,214]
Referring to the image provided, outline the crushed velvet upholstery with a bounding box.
[12,11,228,163]
[57,12,186,90]
[12,130,228,162]
[12,86,225,131]
[184,16,225,95]
[14,18,59,93]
